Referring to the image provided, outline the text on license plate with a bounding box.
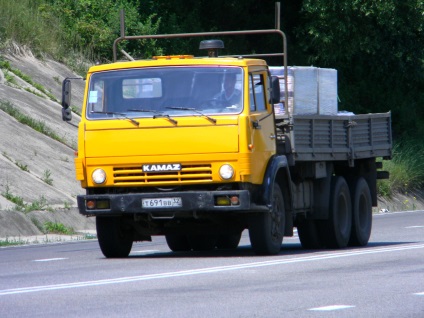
[142,197,182,208]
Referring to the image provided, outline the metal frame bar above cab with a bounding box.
[112,2,289,115]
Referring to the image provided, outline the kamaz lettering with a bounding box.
[142,164,182,173]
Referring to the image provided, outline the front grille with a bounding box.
[113,164,212,185]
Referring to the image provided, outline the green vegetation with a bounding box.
[31,216,45,233]
[298,1,424,138]
[378,139,424,198]
[42,170,53,186]
[0,100,71,148]
[1,186,51,213]
[0,237,29,247]
[44,221,75,235]
[0,59,57,101]
[15,161,29,172]
[63,201,72,210]
[0,153,28,173]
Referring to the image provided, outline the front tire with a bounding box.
[249,183,285,255]
[96,216,133,258]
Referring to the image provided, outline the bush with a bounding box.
[378,138,424,197]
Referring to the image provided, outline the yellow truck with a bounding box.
[62,11,391,258]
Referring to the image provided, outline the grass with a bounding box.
[0,59,58,102]
[0,237,29,247]
[42,170,53,186]
[0,100,72,147]
[0,0,62,58]
[15,161,29,172]
[378,139,424,198]
[44,222,75,235]
[1,185,51,213]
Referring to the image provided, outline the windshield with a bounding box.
[86,66,243,119]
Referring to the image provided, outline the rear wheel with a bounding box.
[249,183,285,255]
[165,234,191,252]
[216,232,242,249]
[348,178,372,246]
[320,176,352,248]
[96,216,133,258]
[297,219,323,249]
[188,235,218,251]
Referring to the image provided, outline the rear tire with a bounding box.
[297,219,324,249]
[348,178,372,246]
[249,183,285,255]
[165,234,191,252]
[188,235,218,251]
[96,216,133,258]
[216,232,242,249]
[320,176,352,248]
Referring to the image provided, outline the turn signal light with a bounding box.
[230,196,240,205]
[86,199,110,210]
[86,200,96,209]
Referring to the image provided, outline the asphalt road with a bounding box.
[1,211,423,318]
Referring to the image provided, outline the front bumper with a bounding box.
[77,190,268,216]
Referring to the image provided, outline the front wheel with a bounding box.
[96,216,133,258]
[249,183,285,255]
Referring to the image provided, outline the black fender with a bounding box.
[259,155,294,235]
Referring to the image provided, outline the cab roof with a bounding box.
[88,56,268,73]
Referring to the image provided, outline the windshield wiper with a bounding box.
[90,111,139,126]
[165,107,217,124]
[127,109,178,125]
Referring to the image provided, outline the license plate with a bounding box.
[142,197,182,208]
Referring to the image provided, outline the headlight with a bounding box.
[219,164,234,180]
[92,169,106,184]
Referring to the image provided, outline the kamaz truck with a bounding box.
[62,7,392,258]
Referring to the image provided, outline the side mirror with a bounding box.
[271,76,281,104]
[62,107,72,122]
[62,78,72,109]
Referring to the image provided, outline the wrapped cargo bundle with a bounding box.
[318,68,338,115]
[270,66,338,116]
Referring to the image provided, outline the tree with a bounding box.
[39,0,161,61]
[296,0,424,137]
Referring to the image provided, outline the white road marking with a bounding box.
[33,258,68,262]
[414,292,424,296]
[2,243,424,296]
[309,305,355,311]
[405,226,424,228]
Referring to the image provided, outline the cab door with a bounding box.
[248,71,276,184]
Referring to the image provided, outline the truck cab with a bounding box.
[64,37,289,257]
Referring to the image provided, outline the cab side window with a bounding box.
[249,73,267,112]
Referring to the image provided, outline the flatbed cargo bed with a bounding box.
[276,112,392,164]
